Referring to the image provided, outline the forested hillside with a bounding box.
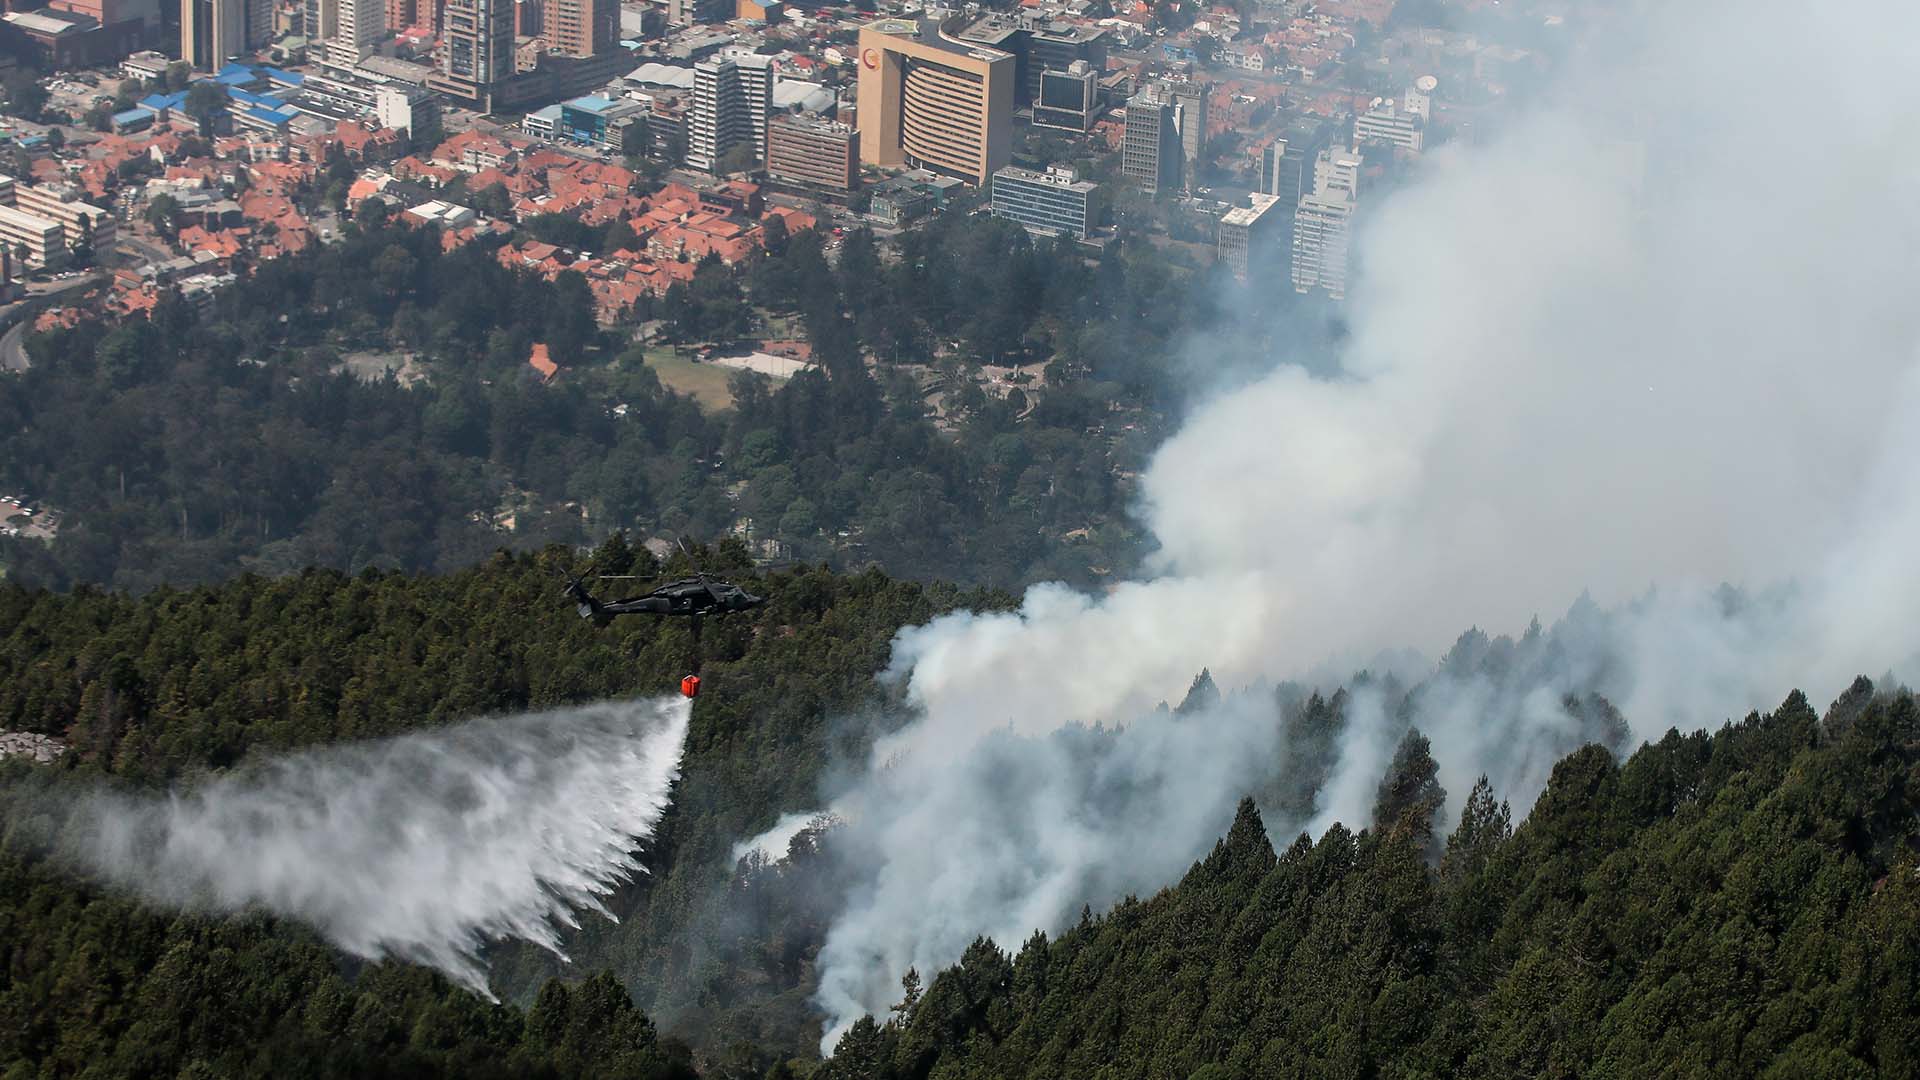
[0,207,1290,593]
[827,685,1920,1080]
[0,539,1008,1076]
[5,554,1917,1078]
[0,827,693,1080]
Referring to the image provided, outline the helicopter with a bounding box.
[559,543,767,697]
[560,568,766,626]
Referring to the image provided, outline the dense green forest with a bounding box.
[0,837,695,1080]
[0,206,1293,593]
[5,547,1918,1077]
[0,539,1004,1076]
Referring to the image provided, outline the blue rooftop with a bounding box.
[139,91,187,111]
[529,104,563,120]
[263,66,305,86]
[244,105,296,126]
[112,108,151,125]
[564,96,616,113]
[228,87,288,108]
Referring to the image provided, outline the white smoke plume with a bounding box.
[1302,685,1396,839]
[64,696,690,997]
[761,0,1920,1050]
[732,809,831,865]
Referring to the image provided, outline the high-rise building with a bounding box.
[1033,59,1096,132]
[13,182,115,252]
[246,0,270,46]
[1217,192,1281,279]
[1121,84,1182,195]
[1258,119,1329,201]
[1352,77,1435,155]
[428,0,514,107]
[1354,94,1424,151]
[687,60,736,170]
[1312,143,1360,199]
[375,82,437,133]
[0,176,114,270]
[386,0,416,30]
[0,205,66,271]
[180,0,243,68]
[542,0,615,57]
[766,113,857,192]
[1402,75,1436,123]
[666,0,728,25]
[687,56,770,172]
[1022,20,1103,106]
[1259,118,1329,278]
[1291,145,1361,299]
[737,53,772,159]
[1172,80,1206,172]
[643,103,685,162]
[948,12,1103,107]
[326,0,385,67]
[855,17,1015,186]
[991,163,1097,239]
[182,0,269,66]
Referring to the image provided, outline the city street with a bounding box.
[0,319,26,373]
[0,272,107,372]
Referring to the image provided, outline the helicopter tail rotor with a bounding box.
[557,567,611,626]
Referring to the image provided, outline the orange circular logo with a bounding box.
[861,48,880,70]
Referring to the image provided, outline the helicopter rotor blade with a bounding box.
[678,536,712,581]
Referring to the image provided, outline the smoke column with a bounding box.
[755,0,1920,1049]
[65,696,690,997]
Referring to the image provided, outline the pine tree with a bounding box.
[1198,796,1277,885]
[1176,668,1221,715]
[593,530,637,575]
[1441,775,1510,885]
[1372,728,1448,852]
[891,968,922,1020]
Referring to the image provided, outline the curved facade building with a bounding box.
[855,17,1013,186]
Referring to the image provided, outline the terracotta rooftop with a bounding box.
[528,342,560,382]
